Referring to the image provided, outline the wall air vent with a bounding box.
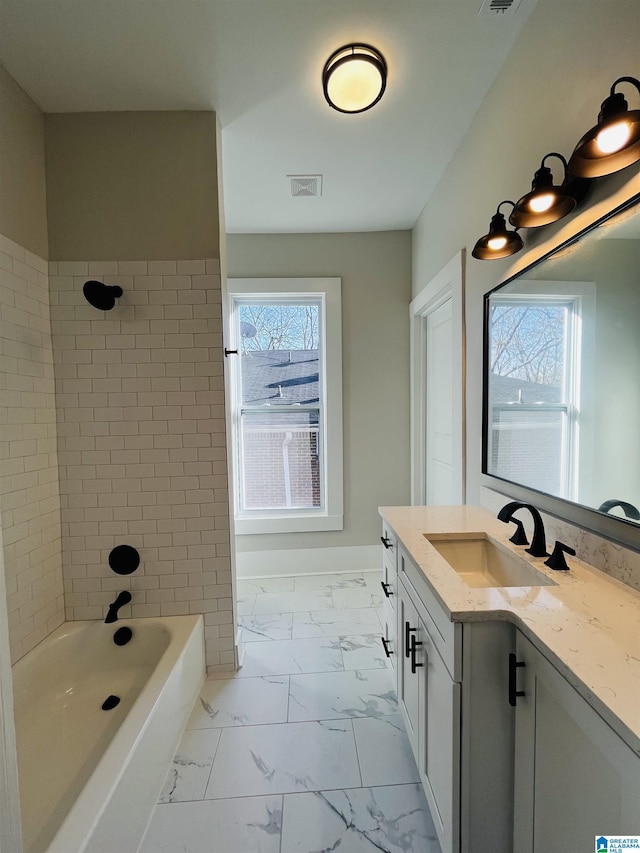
[289,174,323,197]
[478,0,522,15]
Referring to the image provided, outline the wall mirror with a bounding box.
[482,192,640,551]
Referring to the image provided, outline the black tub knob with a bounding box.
[113,627,133,646]
[108,545,140,575]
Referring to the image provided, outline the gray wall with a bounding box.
[45,111,220,261]
[412,0,640,507]
[227,230,412,553]
[0,64,48,258]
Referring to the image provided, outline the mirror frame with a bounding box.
[481,191,640,553]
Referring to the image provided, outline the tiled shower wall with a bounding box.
[50,259,234,671]
[0,233,64,664]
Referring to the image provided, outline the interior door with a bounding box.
[426,297,454,504]
[410,252,464,507]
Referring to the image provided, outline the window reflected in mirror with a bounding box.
[484,194,640,528]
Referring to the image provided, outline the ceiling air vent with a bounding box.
[478,0,522,15]
[289,174,323,197]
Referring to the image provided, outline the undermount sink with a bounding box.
[424,533,557,589]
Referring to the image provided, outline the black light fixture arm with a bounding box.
[496,199,517,216]
[610,76,640,97]
[540,152,568,173]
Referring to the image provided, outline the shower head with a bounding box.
[83,280,123,311]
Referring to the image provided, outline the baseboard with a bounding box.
[235,544,381,579]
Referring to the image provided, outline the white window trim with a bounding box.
[487,279,595,504]
[224,277,343,535]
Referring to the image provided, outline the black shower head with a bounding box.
[83,280,123,311]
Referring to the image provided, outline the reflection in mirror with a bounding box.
[484,195,640,528]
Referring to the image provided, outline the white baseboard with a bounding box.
[235,544,381,579]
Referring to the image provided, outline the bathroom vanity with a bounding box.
[379,505,640,853]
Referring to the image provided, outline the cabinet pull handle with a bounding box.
[508,653,526,706]
[410,637,423,674]
[381,636,393,658]
[405,621,417,658]
[380,581,393,598]
[380,536,393,550]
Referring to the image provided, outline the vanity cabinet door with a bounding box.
[513,632,640,853]
[397,580,421,758]
[419,626,460,853]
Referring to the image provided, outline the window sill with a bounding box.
[234,513,344,535]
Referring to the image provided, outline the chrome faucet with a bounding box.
[497,501,549,558]
[104,590,132,624]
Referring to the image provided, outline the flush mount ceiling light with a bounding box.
[509,153,577,228]
[568,76,640,178]
[322,44,387,114]
[472,201,523,260]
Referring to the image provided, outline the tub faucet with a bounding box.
[497,501,548,558]
[104,591,132,624]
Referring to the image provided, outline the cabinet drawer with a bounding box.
[380,522,397,568]
[399,544,461,682]
[381,556,396,609]
[381,598,396,669]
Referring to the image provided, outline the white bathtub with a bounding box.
[12,615,205,853]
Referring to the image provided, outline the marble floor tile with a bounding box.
[332,588,383,610]
[187,675,289,729]
[237,577,295,595]
[294,572,366,592]
[362,570,384,589]
[353,715,420,786]
[140,796,283,853]
[280,784,441,853]
[236,594,256,615]
[292,608,382,639]
[340,634,387,671]
[239,613,293,642]
[158,728,222,803]
[238,637,344,678]
[288,668,398,722]
[205,719,362,799]
[253,590,333,615]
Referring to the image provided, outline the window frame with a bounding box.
[224,278,343,535]
[484,281,595,505]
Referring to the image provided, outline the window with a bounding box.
[488,294,582,500]
[225,278,343,534]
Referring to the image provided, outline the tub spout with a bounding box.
[104,591,132,624]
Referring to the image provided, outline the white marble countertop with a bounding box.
[379,505,640,756]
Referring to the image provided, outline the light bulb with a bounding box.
[529,193,555,213]
[488,236,507,251]
[596,120,632,154]
[327,58,383,112]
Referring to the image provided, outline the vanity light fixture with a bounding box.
[322,44,387,114]
[568,76,640,178]
[509,153,577,228]
[472,201,523,260]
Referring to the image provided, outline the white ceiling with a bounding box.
[0,0,537,234]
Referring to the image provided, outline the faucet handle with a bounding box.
[544,541,576,571]
[508,519,529,546]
